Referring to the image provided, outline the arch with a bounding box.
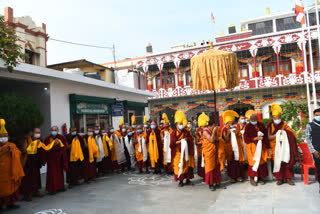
[224,102,254,116]
[185,105,219,125]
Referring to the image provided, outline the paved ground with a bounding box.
[2,171,320,214]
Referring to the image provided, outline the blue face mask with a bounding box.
[88,132,93,136]
[128,132,133,136]
[94,130,99,134]
[274,119,281,125]
[144,125,148,128]
[151,125,156,129]
[110,129,114,133]
[132,125,136,129]
[240,119,246,124]
[250,121,257,125]
[51,131,57,136]
[178,125,184,130]
[137,129,142,133]
[71,131,77,136]
[315,116,320,122]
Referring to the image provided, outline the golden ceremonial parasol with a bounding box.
[190,42,239,125]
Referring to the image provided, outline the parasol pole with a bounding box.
[214,90,217,126]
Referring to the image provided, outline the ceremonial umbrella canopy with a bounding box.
[190,45,239,125]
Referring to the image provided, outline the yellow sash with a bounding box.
[102,135,111,157]
[27,138,64,154]
[88,136,99,163]
[148,132,159,168]
[70,138,84,162]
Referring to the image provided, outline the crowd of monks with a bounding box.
[0,102,299,210]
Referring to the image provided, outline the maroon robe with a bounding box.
[83,135,96,180]
[147,127,163,171]
[170,128,194,181]
[44,134,68,193]
[267,121,298,180]
[196,128,205,178]
[66,134,85,184]
[20,138,45,197]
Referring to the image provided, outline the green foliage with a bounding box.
[0,15,26,72]
[261,118,271,126]
[0,93,43,141]
[280,99,308,143]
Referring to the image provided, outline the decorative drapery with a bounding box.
[238,55,272,64]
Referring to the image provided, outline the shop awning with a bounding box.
[123,101,148,110]
[69,94,116,104]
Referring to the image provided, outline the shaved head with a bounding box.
[250,114,258,121]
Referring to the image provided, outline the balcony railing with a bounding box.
[149,71,320,99]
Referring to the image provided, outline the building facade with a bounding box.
[3,7,48,67]
[136,6,320,127]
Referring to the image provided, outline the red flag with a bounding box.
[211,12,215,24]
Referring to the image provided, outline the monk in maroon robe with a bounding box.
[20,128,45,201]
[44,126,68,194]
[83,128,97,183]
[66,127,85,188]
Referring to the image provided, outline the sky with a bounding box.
[0,0,310,65]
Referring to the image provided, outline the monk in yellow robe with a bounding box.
[202,117,225,191]
[244,114,270,186]
[0,119,25,209]
[133,125,149,173]
[170,111,195,187]
[267,103,298,185]
[196,112,209,179]
[221,110,245,183]
[160,113,173,174]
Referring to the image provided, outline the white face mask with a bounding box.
[122,129,127,133]
[34,133,41,138]
[187,124,192,128]
[0,137,8,143]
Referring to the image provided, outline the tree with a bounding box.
[281,99,308,130]
[0,93,43,143]
[0,15,26,72]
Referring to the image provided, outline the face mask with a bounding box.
[122,128,127,133]
[71,131,77,136]
[178,125,184,130]
[94,130,99,134]
[250,121,257,125]
[144,124,148,128]
[187,124,192,128]
[0,137,8,143]
[315,116,320,122]
[240,119,246,124]
[110,129,114,133]
[88,132,93,136]
[151,125,156,129]
[203,127,207,131]
[137,129,142,133]
[51,131,57,136]
[132,125,136,129]
[246,121,250,124]
[128,132,133,136]
[274,119,281,125]
[102,133,107,136]
[34,133,41,138]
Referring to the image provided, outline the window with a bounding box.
[248,20,273,36]
[308,12,320,26]
[186,70,192,86]
[238,65,249,80]
[276,16,301,32]
[241,68,248,77]
[264,66,269,73]
[156,71,175,89]
[270,65,274,72]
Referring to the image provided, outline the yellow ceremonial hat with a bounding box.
[131,115,136,125]
[271,103,282,116]
[223,110,239,124]
[162,113,169,124]
[245,110,256,119]
[119,117,124,126]
[143,115,147,124]
[198,112,209,127]
[0,119,8,134]
[183,118,188,128]
[174,111,185,124]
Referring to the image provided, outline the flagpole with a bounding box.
[314,0,320,109]
[305,0,319,111]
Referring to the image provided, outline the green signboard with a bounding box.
[76,102,108,114]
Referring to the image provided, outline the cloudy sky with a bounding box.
[0,0,309,65]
